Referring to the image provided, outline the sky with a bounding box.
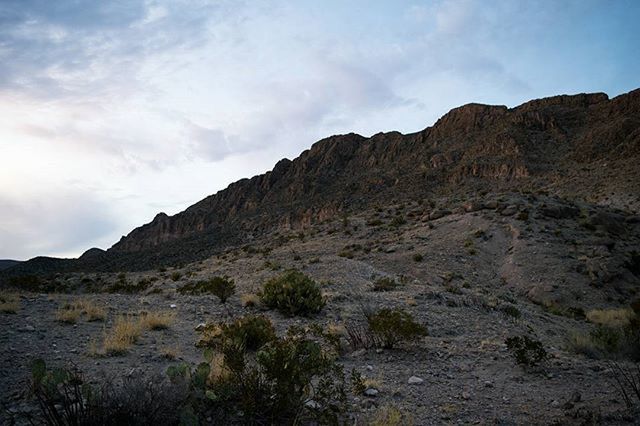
[0,0,639,260]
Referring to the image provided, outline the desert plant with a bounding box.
[412,253,423,262]
[0,291,20,313]
[197,315,277,352]
[178,276,236,303]
[240,293,260,308]
[372,277,400,292]
[102,315,143,356]
[260,270,325,317]
[365,308,427,349]
[609,361,640,408]
[587,308,635,328]
[25,359,188,426]
[170,272,182,281]
[500,304,521,319]
[139,310,175,330]
[369,404,413,426]
[505,335,548,367]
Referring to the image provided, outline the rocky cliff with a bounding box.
[3,89,639,274]
[110,89,640,255]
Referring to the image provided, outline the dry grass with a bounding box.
[241,293,260,308]
[55,307,82,323]
[208,352,230,383]
[0,291,20,314]
[159,345,180,360]
[369,405,413,426]
[102,315,143,355]
[139,310,175,330]
[55,299,107,323]
[586,308,635,327]
[325,322,347,338]
[363,377,383,389]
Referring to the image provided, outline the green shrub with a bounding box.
[412,253,424,262]
[25,359,187,425]
[178,326,347,424]
[505,335,547,367]
[107,275,152,294]
[500,304,521,319]
[372,277,400,292]
[177,276,236,303]
[170,272,182,281]
[366,308,427,349]
[260,270,325,317]
[197,315,276,352]
[390,216,406,227]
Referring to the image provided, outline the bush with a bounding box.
[372,277,400,292]
[500,304,521,319]
[505,335,547,367]
[170,272,182,281]
[177,276,236,303]
[366,308,427,349]
[174,326,347,424]
[24,359,187,426]
[260,270,325,317]
[412,253,423,262]
[197,315,276,352]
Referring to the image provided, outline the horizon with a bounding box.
[1,0,640,260]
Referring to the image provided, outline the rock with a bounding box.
[170,304,177,309]
[429,209,451,220]
[570,391,581,403]
[351,349,366,357]
[500,205,518,216]
[305,400,321,409]
[364,388,379,397]
[195,323,207,331]
[366,365,374,371]
[21,326,35,332]
[408,376,424,385]
[539,204,579,219]
[484,381,493,388]
[463,201,484,212]
[590,211,626,235]
[551,400,560,408]
[462,391,471,400]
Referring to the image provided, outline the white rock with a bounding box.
[364,388,379,397]
[170,304,177,309]
[366,365,374,371]
[408,376,424,385]
[195,323,207,331]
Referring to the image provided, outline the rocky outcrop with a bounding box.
[108,89,640,261]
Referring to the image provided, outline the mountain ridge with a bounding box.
[3,88,639,276]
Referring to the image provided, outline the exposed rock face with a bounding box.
[110,90,640,259]
[4,89,639,274]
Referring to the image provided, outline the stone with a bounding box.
[195,323,207,331]
[500,205,518,216]
[429,209,451,220]
[408,376,424,385]
[170,304,177,309]
[364,388,379,397]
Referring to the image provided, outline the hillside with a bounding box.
[0,260,20,271]
[3,89,640,276]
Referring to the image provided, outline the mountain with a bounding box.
[3,89,640,276]
[0,260,21,271]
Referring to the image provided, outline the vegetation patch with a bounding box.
[505,335,548,367]
[0,291,20,314]
[372,277,401,292]
[260,270,325,317]
[366,308,428,349]
[177,276,236,303]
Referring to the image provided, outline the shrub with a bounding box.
[107,275,151,294]
[609,361,640,408]
[260,270,325,317]
[586,308,635,328]
[412,253,423,262]
[177,276,236,303]
[500,304,521,319]
[175,326,347,424]
[170,272,182,281]
[372,277,400,292]
[0,291,20,313]
[366,308,427,349]
[241,293,260,308]
[25,359,187,425]
[370,405,413,426]
[505,335,547,367]
[197,315,276,352]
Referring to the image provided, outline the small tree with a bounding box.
[260,270,325,317]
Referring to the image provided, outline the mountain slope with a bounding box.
[110,90,640,255]
[4,89,640,275]
[0,260,21,271]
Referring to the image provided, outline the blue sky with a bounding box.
[0,0,639,260]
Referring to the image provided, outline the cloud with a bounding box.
[0,190,120,259]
